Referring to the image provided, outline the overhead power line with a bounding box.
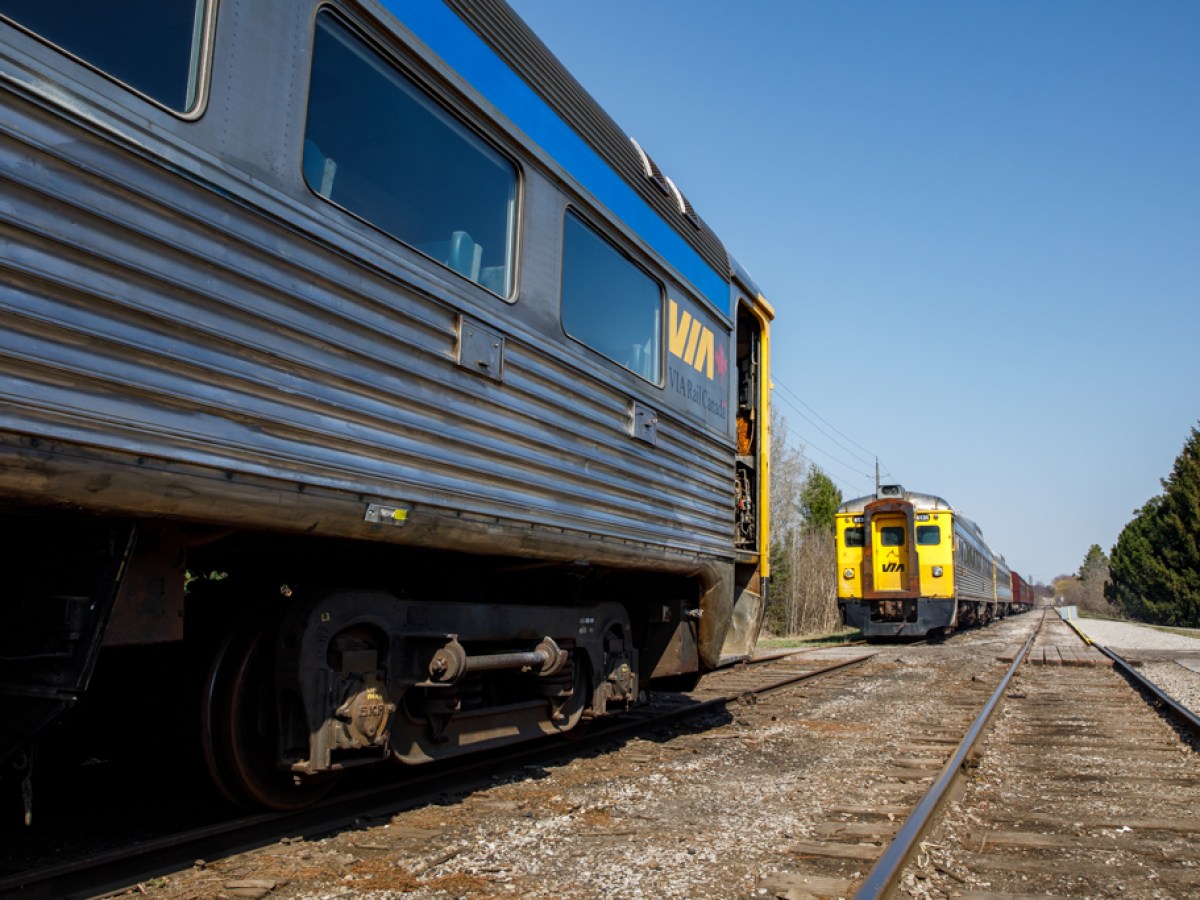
[769,379,893,498]
[778,426,874,497]
[772,392,877,482]
[798,453,872,498]
[773,378,877,467]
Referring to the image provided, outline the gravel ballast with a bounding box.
[1070,616,1200,716]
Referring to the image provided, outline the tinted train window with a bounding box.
[562,210,662,383]
[304,13,518,297]
[916,525,941,545]
[879,526,905,546]
[0,0,209,112]
[844,527,865,548]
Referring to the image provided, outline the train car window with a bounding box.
[916,525,941,545]
[304,13,518,298]
[561,209,662,383]
[879,526,905,547]
[844,527,865,547]
[0,0,210,112]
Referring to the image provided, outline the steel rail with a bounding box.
[674,653,875,710]
[853,612,1044,899]
[1061,616,1200,735]
[1100,643,1200,733]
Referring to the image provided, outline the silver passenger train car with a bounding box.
[0,0,773,812]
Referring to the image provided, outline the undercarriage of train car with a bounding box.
[0,511,721,818]
[839,595,1002,639]
[838,597,957,638]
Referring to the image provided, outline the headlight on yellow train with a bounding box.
[932,566,944,577]
[843,568,854,579]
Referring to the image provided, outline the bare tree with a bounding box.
[1053,545,1119,617]
[766,408,842,637]
[782,525,841,635]
[768,406,804,539]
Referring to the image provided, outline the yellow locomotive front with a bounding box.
[836,485,958,638]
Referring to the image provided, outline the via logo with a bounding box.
[882,562,906,573]
[669,299,724,380]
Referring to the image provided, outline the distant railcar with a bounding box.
[0,0,772,813]
[995,554,1014,617]
[1011,571,1036,612]
[835,485,1022,638]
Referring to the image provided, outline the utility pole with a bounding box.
[875,458,880,494]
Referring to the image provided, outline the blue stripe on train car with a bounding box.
[384,0,732,321]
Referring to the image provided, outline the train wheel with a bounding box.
[200,618,339,811]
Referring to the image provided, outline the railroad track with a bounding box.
[760,611,1200,898]
[0,646,875,899]
[694,646,878,700]
[888,615,1200,898]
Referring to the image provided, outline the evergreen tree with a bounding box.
[1108,498,1168,621]
[1154,424,1200,623]
[1078,544,1109,583]
[1071,543,1115,614]
[1106,425,1200,625]
[798,469,842,534]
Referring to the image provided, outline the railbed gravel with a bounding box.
[133,626,1025,900]
[119,614,1200,899]
[1072,616,1200,713]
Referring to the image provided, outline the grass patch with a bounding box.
[758,627,861,649]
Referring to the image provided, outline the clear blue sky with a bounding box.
[506,0,1200,585]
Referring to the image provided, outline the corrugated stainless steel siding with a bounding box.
[0,90,735,559]
[953,564,991,604]
[951,516,994,604]
[995,560,1013,601]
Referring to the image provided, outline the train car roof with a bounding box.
[731,256,761,300]
[436,0,732,312]
[730,255,775,319]
[837,488,954,515]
